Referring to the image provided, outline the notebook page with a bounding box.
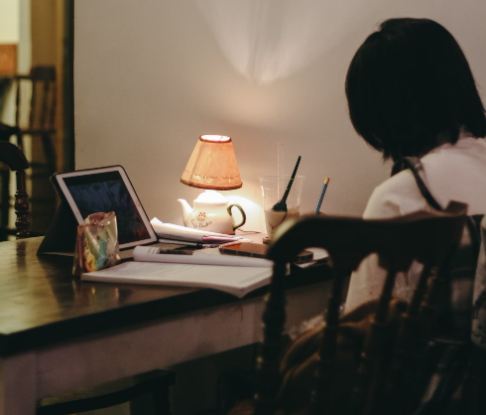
[81,262,271,297]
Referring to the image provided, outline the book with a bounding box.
[81,261,272,298]
[150,218,246,244]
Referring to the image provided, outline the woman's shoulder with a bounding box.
[421,136,486,215]
[363,169,429,219]
[424,135,486,162]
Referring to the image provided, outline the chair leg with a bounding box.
[0,169,10,231]
[15,170,29,239]
[41,133,57,174]
[16,132,23,150]
[152,385,171,415]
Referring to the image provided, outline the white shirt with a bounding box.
[345,134,486,311]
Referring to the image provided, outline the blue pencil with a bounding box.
[314,177,330,214]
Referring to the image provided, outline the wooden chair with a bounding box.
[14,65,57,171]
[0,122,20,236]
[250,201,478,415]
[36,369,175,415]
[0,140,29,239]
[0,121,19,141]
[13,66,58,234]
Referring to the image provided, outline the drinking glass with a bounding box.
[260,175,305,237]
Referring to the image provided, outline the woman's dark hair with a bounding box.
[345,18,486,161]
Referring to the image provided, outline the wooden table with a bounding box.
[0,237,332,415]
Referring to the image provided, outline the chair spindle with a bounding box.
[254,260,287,415]
[15,170,29,238]
[311,265,346,413]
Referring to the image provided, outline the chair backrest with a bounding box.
[0,141,30,238]
[0,122,19,142]
[253,202,468,415]
[15,66,56,132]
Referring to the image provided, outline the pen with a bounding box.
[157,238,217,248]
[314,177,330,214]
[158,249,194,255]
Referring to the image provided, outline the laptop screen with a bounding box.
[63,171,151,244]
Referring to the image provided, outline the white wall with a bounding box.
[0,0,19,43]
[17,0,30,73]
[74,0,486,231]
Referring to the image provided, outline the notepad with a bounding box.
[81,262,272,298]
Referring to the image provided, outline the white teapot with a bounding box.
[178,190,246,235]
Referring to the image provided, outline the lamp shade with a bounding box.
[180,135,243,190]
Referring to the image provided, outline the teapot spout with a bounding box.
[177,199,192,226]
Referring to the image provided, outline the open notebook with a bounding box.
[81,261,272,298]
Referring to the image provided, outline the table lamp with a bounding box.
[178,135,246,234]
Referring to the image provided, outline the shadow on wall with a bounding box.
[196,0,387,85]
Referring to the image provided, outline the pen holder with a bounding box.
[260,175,305,237]
[73,211,121,276]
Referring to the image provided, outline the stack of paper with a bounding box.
[133,246,272,267]
[151,218,246,245]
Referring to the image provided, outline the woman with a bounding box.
[225,19,486,415]
[344,18,486,334]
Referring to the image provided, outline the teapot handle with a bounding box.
[227,204,246,231]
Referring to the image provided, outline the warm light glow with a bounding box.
[197,190,228,203]
[201,135,231,143]
[196,0,385,84]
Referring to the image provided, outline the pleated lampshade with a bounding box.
[180,135,243,190]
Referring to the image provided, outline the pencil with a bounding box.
[314,177,330,214]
